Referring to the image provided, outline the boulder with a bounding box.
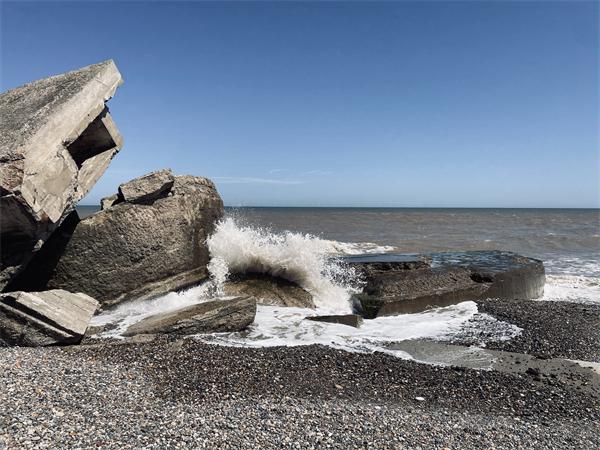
[118,168,174,204]
[347,251,545,318]
[122,297,256,337]
[306,314,363,328]
[0,60,123,290]
[0,289,99,346]
[7,173,224,308]
[223,273,315,308]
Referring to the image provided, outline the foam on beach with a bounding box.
[97,217,600,354]
[93,217,488,350]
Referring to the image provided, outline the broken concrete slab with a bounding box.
[348,251,545,318]
[118,169,175,204]
[389,339,600,392]
[122,297,256,337]
[306,314,363,328]
[0,289,99,346]
[431,251,546,300]
[11,173,224,308]
[0,60,124,289]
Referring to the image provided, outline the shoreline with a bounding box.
[2,298,599,448]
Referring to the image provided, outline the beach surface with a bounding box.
[1,298,599,449]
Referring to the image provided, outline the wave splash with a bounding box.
[206,217,367,312]
[92,217,517,356]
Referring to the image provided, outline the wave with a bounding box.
[542,274,600,304]
[199,302,481,359]
[95,217,596,359]
[205,218,369,311]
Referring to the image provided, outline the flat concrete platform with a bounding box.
[388,339,600,391]
[345,251,545,317]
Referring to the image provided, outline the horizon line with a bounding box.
[78,205,600,210]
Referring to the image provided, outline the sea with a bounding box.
[81,206,600,358]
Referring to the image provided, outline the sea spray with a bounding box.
[206,217,364,311]
[91,217,489,355]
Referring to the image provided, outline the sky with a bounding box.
[1,1,598,208]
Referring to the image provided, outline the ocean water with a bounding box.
[86,207,599,357]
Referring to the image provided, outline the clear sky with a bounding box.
[1,1,598,208]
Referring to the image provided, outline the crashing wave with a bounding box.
[206,217,365,311]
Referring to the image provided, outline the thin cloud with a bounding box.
[213,176,306,185]
[303,170,333,176]
[268,168,288,174]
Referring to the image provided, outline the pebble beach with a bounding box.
[1,298,598,449]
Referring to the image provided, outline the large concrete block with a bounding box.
[0,60,124,289]
[347,251,545,318]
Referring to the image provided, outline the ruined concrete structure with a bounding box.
[0,60,123,289]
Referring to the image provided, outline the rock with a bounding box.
[223,273,315,308]
[340,253,431,273]
[8,174,224,308]
[122,297,256,337]
[0,289,99,346]
[0,60,123,290]
[306,314,363,328]
[348,251,545,318]
[118,169,175,204]
[100,194,119,210]
[434,251,546,300]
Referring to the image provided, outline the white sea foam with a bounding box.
[542,274,600,304]
[198,302,479,359]
[205,217,365,311]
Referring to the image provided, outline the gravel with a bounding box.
[1,338,598,449]
[445,298,600,362]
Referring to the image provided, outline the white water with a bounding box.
[199,303,480,359]
[205,218,365,311]
[542,274,600,304]
[92,217,521,356]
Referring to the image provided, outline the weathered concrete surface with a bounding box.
[100,194,119,210]
[0,60,123,289]
[348,251,545,318]
[223,273,315,308]
[389,339,600,391]
[432,251,546,300]
[123,297,256,337]
[12,173,223,307]
[0,289,99,346]
[118,169,174,204]
[340,253,431,273]
[306,314,363,328]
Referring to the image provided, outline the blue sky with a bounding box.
[1,1,598,208]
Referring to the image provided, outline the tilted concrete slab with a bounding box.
[0,289,99,346]
[0,60,124,289]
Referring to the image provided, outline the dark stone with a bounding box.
[306,314,363,328]
[339,253,431,272]
[347,251,545,318]
[223,272,314,308]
